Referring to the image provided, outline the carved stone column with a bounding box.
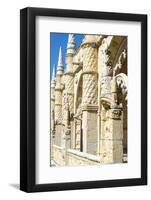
[72,54,82,150]
[54,76,63,146]
[61,95,71,165]
[81,35,98,155]
[62,94,71,146]
[63,71,74,150]
[64,72,74,113]
[99,37,124,162]
[63,34,76,151]
[100,108,123,163]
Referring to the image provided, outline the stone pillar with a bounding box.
[62,94,71,147]
[64,71,74,114]
[100,107,123,163]
[81,35,98,155]
[97,37,105,155]
[72,54,82,150]
[54,77,63,146]
[61,94,71,165]
[63,34,76,149]
[82,105,98,155]
[99,37,123,163]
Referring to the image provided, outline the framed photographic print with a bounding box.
[20,7,147,192]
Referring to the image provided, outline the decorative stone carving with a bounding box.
[67,34,76,55]
[115,73,128,102]
[108,109,122,119]
[64,126,71,143]
[104,49,113,76]
[51,34,127,166]
[82,73,98,105]
[113,49,127,76]
[81,40,98,105]
[100,76,112,97]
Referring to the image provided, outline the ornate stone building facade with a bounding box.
[50,34,127,166]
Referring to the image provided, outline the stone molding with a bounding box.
[82,104,98,111]
[67,149,100,162]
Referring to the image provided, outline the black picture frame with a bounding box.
[20,7,147,193]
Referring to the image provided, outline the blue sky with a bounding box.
[50,33,84,80]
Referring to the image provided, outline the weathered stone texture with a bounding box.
[50,34,128,166]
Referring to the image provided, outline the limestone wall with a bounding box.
[66,149,100,166]
[53,145,65,165]
[53,145,100,166]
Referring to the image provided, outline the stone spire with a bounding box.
[51,64,56,88]
[67,34,76,55]
[57,46,64,75]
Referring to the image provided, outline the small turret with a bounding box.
[57,46,64,75]
[67,34,76,55]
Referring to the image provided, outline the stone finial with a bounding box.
[51,64,56,80]
[57,46,64,75]
[51,64,56,88]
[67,34,76,55]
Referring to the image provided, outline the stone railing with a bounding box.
[52,145,100,166]
[53,145,65,166]
[52,145,127,166]
[66,149,100,166]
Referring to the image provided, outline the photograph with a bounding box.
[50,33,128,166]
[20,7,147,192]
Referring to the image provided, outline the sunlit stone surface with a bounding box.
[50,34,128,166]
